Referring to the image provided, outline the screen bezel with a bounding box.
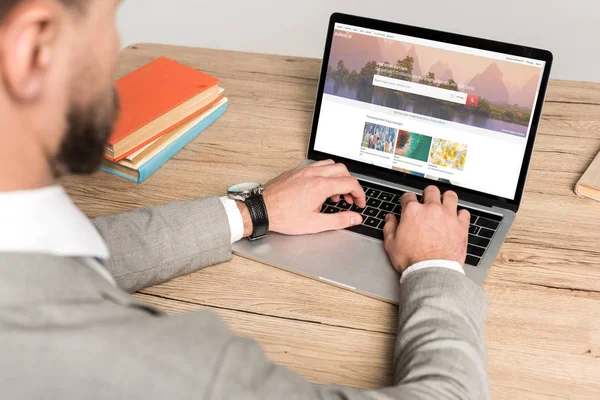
[306,13,553,212]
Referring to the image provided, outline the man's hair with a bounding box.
[0,0,81,23]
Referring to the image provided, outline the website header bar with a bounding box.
[334,23,546,69]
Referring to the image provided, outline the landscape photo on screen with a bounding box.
[325,29,542,137]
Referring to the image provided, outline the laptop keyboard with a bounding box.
[319,180,502,267]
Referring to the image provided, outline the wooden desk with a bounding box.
[62,44,600,399]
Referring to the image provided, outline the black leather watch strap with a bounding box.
[246,194,269,240]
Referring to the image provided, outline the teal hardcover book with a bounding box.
[101,101,227,183]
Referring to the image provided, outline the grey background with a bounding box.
[117,0,599,82]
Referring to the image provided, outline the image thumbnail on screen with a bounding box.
[361,122,397,154]
[395,130,433,162]
[429,138,468,171]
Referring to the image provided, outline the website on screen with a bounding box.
[314,23,546,200]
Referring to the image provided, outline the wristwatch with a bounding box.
[227,182,269,241]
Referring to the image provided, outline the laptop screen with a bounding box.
[313,22,548,201]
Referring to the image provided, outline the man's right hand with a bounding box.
[237,160,367,237]
[383,186,470,273]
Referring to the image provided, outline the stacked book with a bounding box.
[102,57,228,182]
[575,150,600,202]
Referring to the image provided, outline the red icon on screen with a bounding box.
[466,94,479,107]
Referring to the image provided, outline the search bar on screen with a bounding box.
[372,75,477,106]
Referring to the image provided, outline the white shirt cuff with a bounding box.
[400,260,465,284]
[219,197,244,244]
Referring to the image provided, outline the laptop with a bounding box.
[233,13,553,303]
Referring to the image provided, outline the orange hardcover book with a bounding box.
[106,57,220,162]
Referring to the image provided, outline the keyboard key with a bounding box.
[365,189,381,198]
[469,225,481,235]
[366,198,382,208]
[477,217,499,230]
[469,235,490,248]
[350,205,365,213]
[470,214,478,224]
[379,192,394,202]
[320,204,327,213]
[364,217,381,227]
[380,202,395,212]
[472,210,503,222]
[378,219,387,229]
[325,198,337,206]
[479,227,495,239]
[467,244,485,257]
[363,207,379,217]
[393,205,402,214]
[346,224,383,240]
[377,210,391,220]
[465,255,481,267]
[337,200,351,210]
[391,195,402,203]
[323,206,340,214]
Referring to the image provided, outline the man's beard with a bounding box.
[53,88,120,176]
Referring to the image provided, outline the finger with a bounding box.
[307,159,335,168]
[382,213,398,243]
[343,194,354,205]
[422,186,441,204]
[442,190,459,213]
[310,211,362,233]
[458,209,471,228]
[331,195,340,203]
[309,163,351,178]
[324,176,366,208]
[400,192,418,209]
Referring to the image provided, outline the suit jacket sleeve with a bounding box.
[92,197,232,293]
[387,268,491,400]
[207,268,491,400]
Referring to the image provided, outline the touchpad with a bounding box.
[291,230,401,302]
[233,230,401,303]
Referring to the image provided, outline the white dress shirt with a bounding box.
[219,197,245,243]
[0,188,462,287]
[0,186,116,285]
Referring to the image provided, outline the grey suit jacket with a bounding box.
[0,197,491,399]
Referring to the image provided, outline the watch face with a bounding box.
[229,182,261,194]
[228,182,264,201]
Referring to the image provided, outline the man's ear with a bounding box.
[0,1,61,102]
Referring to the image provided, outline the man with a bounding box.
[0,1,491,399]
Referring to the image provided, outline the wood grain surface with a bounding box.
[61,44,600,399]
